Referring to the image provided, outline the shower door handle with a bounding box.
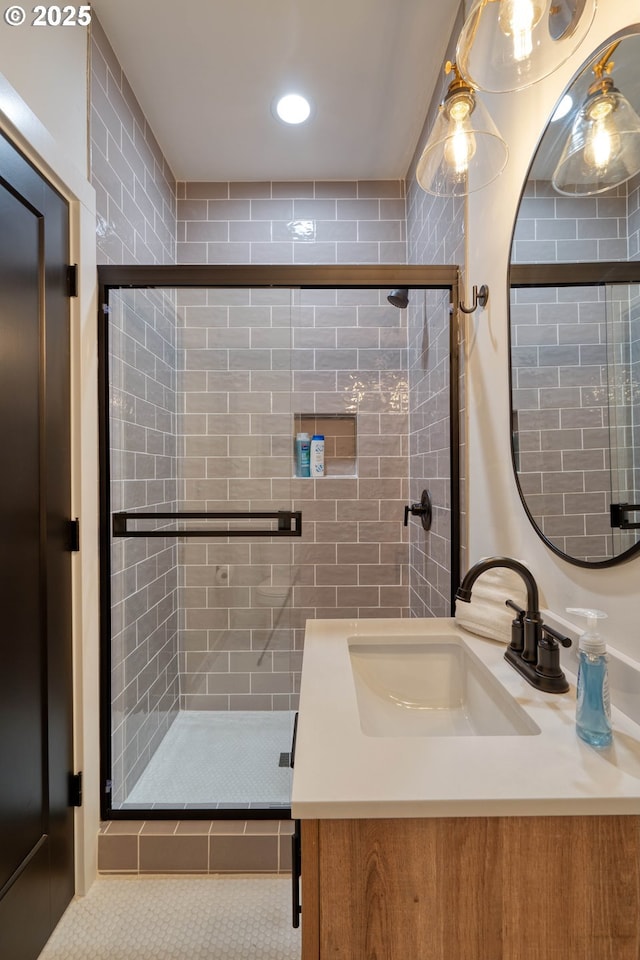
[112,509,302,537]
[291,820,302,929]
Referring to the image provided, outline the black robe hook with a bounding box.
[459,284,489,314]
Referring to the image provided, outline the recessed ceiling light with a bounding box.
[274,93,312,125]
[551,94,573,122]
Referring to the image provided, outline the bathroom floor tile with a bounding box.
[38,875,300,959]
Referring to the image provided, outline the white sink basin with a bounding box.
[348,635,540,737]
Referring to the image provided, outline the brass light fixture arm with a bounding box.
[592,41,620,80]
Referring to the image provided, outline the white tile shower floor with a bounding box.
[38,875,300,960]
[123,711,296,807]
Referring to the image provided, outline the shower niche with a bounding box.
[294,414,357,478]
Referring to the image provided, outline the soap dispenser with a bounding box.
[567,607,612,748]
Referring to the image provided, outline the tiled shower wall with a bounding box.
[90,17,176,266]
[510,181,635,560]
[176,180,406,265]
[174,183,410,708]
[404,4,466,616]
[91,16,180,802]
[108,290,180,804]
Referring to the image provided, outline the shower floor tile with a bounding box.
[123,711,295,807]
[38,875,300,960]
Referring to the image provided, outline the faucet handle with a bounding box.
[541,624,572,648]
[534,624,571,693]
[505,599,524,619]
[505,599,525,653]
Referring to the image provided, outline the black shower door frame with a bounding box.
[98,263,462,820]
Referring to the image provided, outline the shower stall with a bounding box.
[99,264,460,818]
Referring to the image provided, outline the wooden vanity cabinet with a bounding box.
[300,815,640,960]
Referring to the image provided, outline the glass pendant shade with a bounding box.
[416,68,508,197]
[553,78,640,196]
[456,0,597,93]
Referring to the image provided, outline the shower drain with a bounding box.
[279,752,291,767]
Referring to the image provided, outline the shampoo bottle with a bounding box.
[295,432,310,478]
[567,607,612,748]
[310,434,325,477]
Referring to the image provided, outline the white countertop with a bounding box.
[291,618,640,819]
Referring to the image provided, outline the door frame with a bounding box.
[98,262,462,820]
[0,76,100,893]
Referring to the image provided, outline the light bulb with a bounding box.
[442,88,477,178]
[444,123,477,176]
[584,117,621,173]
[498,0,544,63]
[583,93,621,173]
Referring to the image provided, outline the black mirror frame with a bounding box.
[507,25,640,569]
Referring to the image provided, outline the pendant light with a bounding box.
[456,0,597,93]
[416,61,508,198]
[553,43,640,196]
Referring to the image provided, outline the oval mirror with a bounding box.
[509,27,640,567]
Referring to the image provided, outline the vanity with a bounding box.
[291,618,640,960]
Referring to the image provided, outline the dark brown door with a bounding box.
[0,131,74,960]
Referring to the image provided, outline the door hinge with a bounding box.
[68,517,80,552]
[68,772,83,807]
[67,263,78,298]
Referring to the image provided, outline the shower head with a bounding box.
[387,288,409,309]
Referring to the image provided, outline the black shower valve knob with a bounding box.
[403,489,433,531]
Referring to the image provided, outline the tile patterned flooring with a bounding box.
[38,875,300,960]
[121,711,295,809]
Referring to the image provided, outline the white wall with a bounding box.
[0,22,99,892]
[466,1,640,659]
[0,18,88,171]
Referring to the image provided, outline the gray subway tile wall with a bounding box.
[91,17,176,267]
[172,180,412,708]
[405,8,466,616]
[91,17,181,803]
[174,278,410,709]
[176,180,406,265]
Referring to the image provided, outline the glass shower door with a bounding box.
[105,284,297,813]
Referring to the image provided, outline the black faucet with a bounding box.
[455,556,571,694]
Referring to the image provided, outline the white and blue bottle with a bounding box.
[310,434,325,477]
[567,607,612,748]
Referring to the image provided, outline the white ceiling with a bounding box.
[90,0,460,182]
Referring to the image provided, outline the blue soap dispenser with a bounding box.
[567,607,612,748]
